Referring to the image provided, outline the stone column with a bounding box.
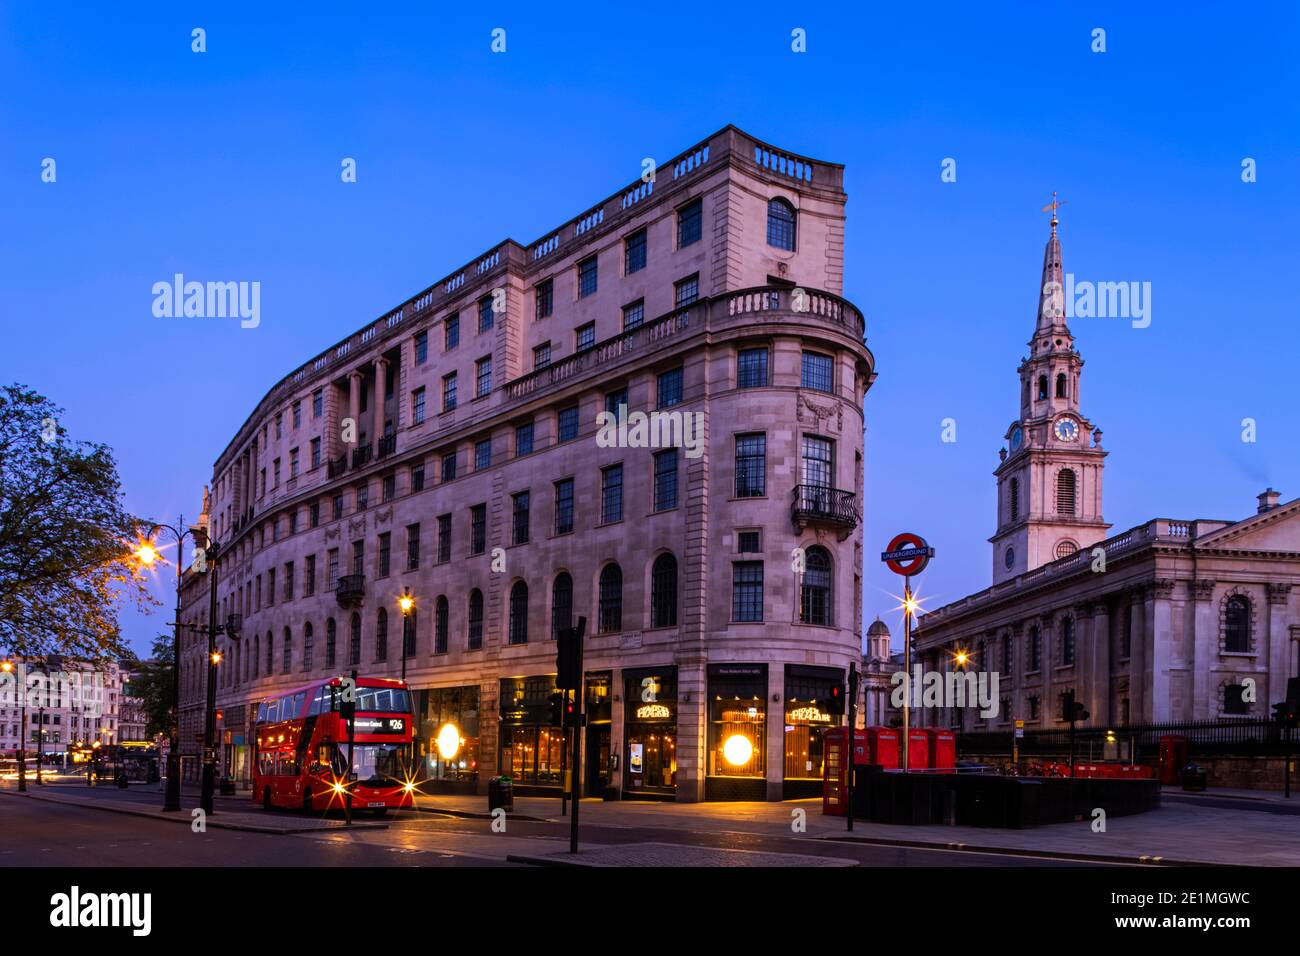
[1128,587,1148,721]
[373,357,388,441]
[1149,580,1176,722]
[347,371,362,450]
[1191,579,1217,720]
[609,668,625,797]
[676,662,707,802]
[1009,622,1024,723]
[766,666,784,801]
[1074,602,1094,727]
[1040,615,1056,723]
[1268,584,1294,706]
[1090,601,1111,726]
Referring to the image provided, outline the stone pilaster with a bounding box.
[1268,584,1294,707]
[1191,579,1217,720]
[1149,579,1176,722]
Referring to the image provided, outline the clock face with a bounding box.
[1010,426,1023,451]
[1054,417,1079,442]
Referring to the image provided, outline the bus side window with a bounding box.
[308,690,321,716]
[294,692,306,716]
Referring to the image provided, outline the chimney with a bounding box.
[1257,488,1280,514]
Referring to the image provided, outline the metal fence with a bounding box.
[958,719,1292,758]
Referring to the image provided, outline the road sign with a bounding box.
[881,532,934,576]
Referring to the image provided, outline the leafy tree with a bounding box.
[122,633,175,739]
[0,384,155,661]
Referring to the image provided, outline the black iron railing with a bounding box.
[327,455,348,479]
[335,574,365,608]
[790,484,859,530]
[351,443,373,469]
[377,434,397,458]
[959,718,1289,757]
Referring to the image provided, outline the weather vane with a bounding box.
[1042,191,1067,235]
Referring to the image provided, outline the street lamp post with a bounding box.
[137,517,201,813]
[398,588,414,686]
[200,540,223,816]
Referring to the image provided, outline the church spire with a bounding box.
[1033,192,1070,342]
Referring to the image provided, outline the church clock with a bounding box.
[1054,417,1079,442]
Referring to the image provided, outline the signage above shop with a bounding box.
[787,706,830,723]
[635,703,672,720]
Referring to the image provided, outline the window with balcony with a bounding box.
[534,342,552,370]
[576,322,596,351]
[622,299,644,330]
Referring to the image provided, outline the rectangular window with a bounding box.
[327,549,339,591]
[382,473,396,502]
[412,461,425,491]
[533,342,552,369]
[735,433,767,498]
[310,437,321,470]
[732,561,764,622]
[474,438,491,470]
[624,228,647,274]
[310,502,320,528]
[442,372,458,411]
[737,347,769,388]
[575,322,596,351]
[275,414,282,440]
[657,367,684,408]
[554,478,574,535]
[306,555,317,595]
[535,278,553,320]
[470,504,487,555]
[332,493,344,520]
[414,330,428,365]
[604,387,628,417]
[351,540,364,575]
[266,568,275,605]
[478,296,495,334]
[412,387,426,425]
[288,510,298,534]
[378,532,391,577]
[441,451,457,481]
[289,448,299,478]
[437,514,452,563]
[292,402,302,429]
[476,356,492,397]
[677,198,702,247]
[622,299,644,330]
[800,435,834,488]
[675,274,699,307]
[653,449,678,511]
[356,482,368,510]
[801,351,833,392]
[738,531,761,553]
[406,523,420,571]
[312,389,323,418]
[601,464,624,524]
[512,491,530,545]
[515,421,534,456]
[557,405,579,442]
[273,459,281,487]
[578,256,598,298]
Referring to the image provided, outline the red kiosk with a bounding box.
[822,728,868,816]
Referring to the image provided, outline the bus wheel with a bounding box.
[301,790,312,814]
[262,787,273,811]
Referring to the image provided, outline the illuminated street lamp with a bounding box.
[398,588,415,685]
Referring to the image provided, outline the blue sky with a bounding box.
[2,2,1297,656]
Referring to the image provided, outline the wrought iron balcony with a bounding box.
[336,574,365,608]
[327,454,348,479]
[351,443,373,469]
[377,434,397,458]
[791,484,859,537]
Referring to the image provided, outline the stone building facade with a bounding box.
[913,218,1300,732]
[180,126,876,800]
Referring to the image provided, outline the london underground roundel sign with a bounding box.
[881,532,934,577]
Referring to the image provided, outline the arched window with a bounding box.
[599,564,623,633]
[1061,618,1075,666]
[435,596,449,654]
[551,573,573,640]
[1036,375,1048,400]
[252,633,260,677]
[265,631,273,674]
[303,622,314,671]
[1224,595,1250,652]
[508,582,528,645]
[376,608,388,662]
[1056,540,1078,560]
[766,198,796,251]
[799,546,833,626]
[349,613,362,666]
[1056,469,1076,515]
[283,626,292,674]
[1009,477,1020,522]
[326,618,337,668]
[650,554,678,629]
[1055,372,1067,398]
[468,589,484,649]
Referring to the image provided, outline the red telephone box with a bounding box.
[925,729,956,771]
[865,727,899,768]
[821,728,867,816]
[1158,735,1188,784]
[900,728,929,770]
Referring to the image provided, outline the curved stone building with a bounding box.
[186,126,875,801]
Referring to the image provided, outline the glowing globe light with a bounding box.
[722,734,753,767]
[436,723,462,760]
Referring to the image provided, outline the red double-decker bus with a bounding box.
[252,676,415,814]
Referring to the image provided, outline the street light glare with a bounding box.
[136,542,159,566]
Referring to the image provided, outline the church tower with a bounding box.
[990,198,1110,583]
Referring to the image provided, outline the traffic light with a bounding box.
[1273,701,1298,728]
[826,684,844,717]
[1062,690,1089,723]
[549,692,565,727]
[555,616,587,690]
[564,696,577,727]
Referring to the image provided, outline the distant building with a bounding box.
[913,215,1300,731]
[860,617,903,726]
[0,658,124,758]
[118,668,150,744]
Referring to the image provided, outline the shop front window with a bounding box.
[417,686,480,784]
[498,676,567,786]
[708,666,767,778]
[623,669,677,794]
[783,666,842,780]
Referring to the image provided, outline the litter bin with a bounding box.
[1181,763,1207,792]
[488,776,514,813]
[219,778,237,796]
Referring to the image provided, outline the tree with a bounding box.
[0,384,154,661]
[123,634,176,739]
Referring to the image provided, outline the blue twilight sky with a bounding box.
[2,3,1297,657]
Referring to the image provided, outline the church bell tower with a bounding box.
[990,197,1110,583]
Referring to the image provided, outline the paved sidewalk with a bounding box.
[509,842,858,867]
